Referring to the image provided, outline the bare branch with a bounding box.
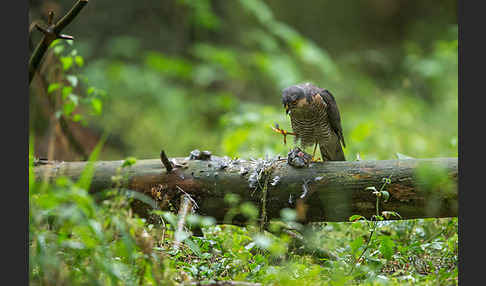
[54,0,89,34]
[47,11,55,26]
[34,156,458,223]
[29,0,89,84]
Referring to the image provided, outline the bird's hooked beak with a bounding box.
[284,104,290,114]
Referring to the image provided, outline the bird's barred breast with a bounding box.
[290,101,331,147]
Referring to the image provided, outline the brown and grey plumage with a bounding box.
[281,82,346,161]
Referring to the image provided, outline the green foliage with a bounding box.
[47,40,107,125]
[30,0,457,284]
[76,135,106,190]
[79,5,457,160]
[177,0,221,30]
[29,164,175,285]
[30,150,457,284]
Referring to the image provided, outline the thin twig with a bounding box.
[54,0,89,33]
[176,185,199,210]
[29,0,89,84]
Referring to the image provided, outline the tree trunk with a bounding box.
[34,156,458,223]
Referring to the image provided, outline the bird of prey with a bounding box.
[273,82,346,161]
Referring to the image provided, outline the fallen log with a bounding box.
[34,155,458,223]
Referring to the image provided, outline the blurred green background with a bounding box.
[29,0,457,161]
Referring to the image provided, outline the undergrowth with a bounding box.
[29,148,458,285]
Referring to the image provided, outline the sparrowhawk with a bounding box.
[277,82,346,161]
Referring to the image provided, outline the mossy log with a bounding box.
[34,156,458,223]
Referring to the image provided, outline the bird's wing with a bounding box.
[317,89,346,148]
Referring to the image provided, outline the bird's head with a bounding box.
[282,85,308,114]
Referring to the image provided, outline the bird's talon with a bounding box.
[271,125,296,145]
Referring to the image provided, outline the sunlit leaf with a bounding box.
[63,101,75,116]
[91,98,103,115]
[75,56,84,67]
[47,83,61,93]
[349,215,366,222]
[121,157,137,168]
[76,134,106,190]
[62,86,73,100]
[379,236,395,260]
[350,237,364,254]
[60,57,73,70]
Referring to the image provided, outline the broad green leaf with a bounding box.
[47,83,61,93]
[75,56,84,67]
[350,237,364,254]
[91,98,103,115]
[72,114,83,122]
[76,134,106,190]
[381,191,390,202]
[62,86,73,100]
[349,215,366,222]
[60,57,73,70]
[49,39,61,47]
[379,236,395,260]
[121,157,137,168]
[63,101,75,116]
[382,211,402,219]
[185,238,202,256]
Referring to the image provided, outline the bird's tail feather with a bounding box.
[320,143,346,161]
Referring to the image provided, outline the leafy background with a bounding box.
[29,0,457,161]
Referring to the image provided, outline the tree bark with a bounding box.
[34,156,458,223]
